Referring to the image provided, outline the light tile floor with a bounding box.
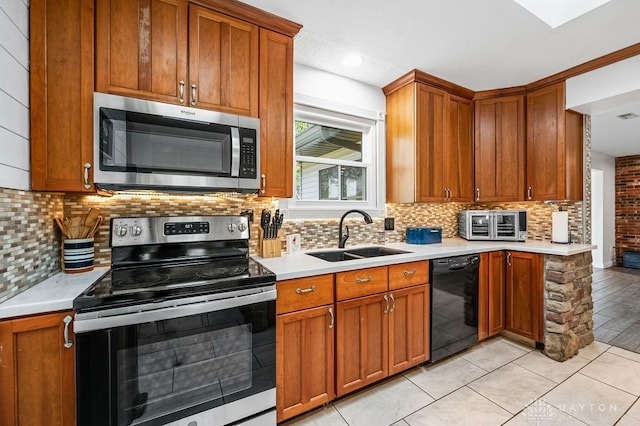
[284,267,640,426]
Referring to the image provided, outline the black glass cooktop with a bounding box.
[73,257,276,312]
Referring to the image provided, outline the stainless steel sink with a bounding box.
[307,246,409,262]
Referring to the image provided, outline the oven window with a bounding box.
[76,300,275,426]
[99,108,232,176]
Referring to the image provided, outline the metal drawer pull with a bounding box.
[355,275,372,283]
[178,80,185,103]
[527,186,532,200]
[389,293,396,313]
[476,188,480,201]
[507,252,512,266]
[383,294,389,314]
[403,269,417,277]
[260,174,266,194]
[83,163,91,189]
[296,285,316,294]
[63,315,73,349]
[328,307,334,329]
[191,83,197,106]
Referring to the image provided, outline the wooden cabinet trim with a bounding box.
[383,69,474,99]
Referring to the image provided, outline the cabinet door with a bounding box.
[258,29,294,197]
[189,5,258,115]
[506,251,543,342]
[389,285,430,374]
[95,0,188,104]
[488,251,506,336]
[336,294,388,397]
[0,311,76,426]
[276,305,334,422]
[475,95,525,201]
[526,82,565,201]
[30,0,94,192]
[446,94,474,202]
[415,84,446,202]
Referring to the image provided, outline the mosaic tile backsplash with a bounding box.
[0,188,63,303]
[65,192,585,267]
[0,187,586,304]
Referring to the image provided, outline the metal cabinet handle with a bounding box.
[403,269,417,277]
[507,251,512,266]
[389,293,396,313]
[328,307,334,329]
[476,188,480,201]
[63,315,73,348]
[178,80,185,103]
[260,174,266,194]
[83,163,91,189]
[355,275,372,283]
[527,186,532,200]
[296,285,316,294]
[383,294,389,314]
[191,83,197,106]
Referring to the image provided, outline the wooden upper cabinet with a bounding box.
[385,74,474,203]
[96,0,259,116]
[189,5,258,115]
[446,95,474,202]
[259,28,294,197]
[30,0,94,192]
[474,95,525,202]
[0,311,76,426]
[526,81,583,201]
[95,0,188,104]
[415,84,447,202]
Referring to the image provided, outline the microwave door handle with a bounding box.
[231,127,240,177]
[489,214,495,239]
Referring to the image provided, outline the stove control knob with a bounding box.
[116,226,128,237]
[237,222,247,232]
[131,225,142,236]
[228,223,237,232]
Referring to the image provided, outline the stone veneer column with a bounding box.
[543,252,594,361]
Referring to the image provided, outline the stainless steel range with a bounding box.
[73,215,276,426]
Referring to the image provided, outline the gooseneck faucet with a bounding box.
[338,209,373,248]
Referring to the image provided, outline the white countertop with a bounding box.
[0,268,109,320]
[253,238,596,281]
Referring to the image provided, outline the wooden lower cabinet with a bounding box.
[0,311,76,426]
[506,251,543,342]
[276,305,334,422]
[479,251,506,340]
[336,293,388,397]
[388,284,430,375]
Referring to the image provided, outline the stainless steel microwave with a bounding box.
[459,210,528,241]
[93,93,260,193]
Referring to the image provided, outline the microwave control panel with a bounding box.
[239,129,257,179]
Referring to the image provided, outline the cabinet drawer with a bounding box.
[389,261,429,290]
[336,266,388,301]
[277,274,334,314]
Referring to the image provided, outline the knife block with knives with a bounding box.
[259,209,284,258]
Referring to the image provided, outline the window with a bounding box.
[280,100,385,219]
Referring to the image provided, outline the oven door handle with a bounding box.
[74,286,276,333]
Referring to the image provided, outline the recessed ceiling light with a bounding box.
[617,113,639,120]
[342,54,363,68]
[513,0,612,28]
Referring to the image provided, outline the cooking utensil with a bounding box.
[55,217,70,239]
[68,217,83,239]
[87,216,103,239]
[82,208,100,238]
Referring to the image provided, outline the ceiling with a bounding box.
[241,0,640,158]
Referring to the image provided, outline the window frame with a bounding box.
[279,95,386,219]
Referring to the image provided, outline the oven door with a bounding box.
[468,212,492,240]
[75,287,276,426]
[494,212,518,241]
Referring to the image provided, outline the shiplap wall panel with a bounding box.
[0,0,30,190]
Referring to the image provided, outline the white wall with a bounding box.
[0,0,30,190]
[592,150,617,267]
[294,63,386,117]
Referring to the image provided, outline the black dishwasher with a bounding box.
[430,254,480,362]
